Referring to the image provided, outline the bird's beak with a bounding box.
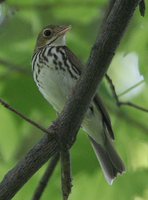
[57,25,71,36]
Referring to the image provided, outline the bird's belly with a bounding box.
[35,64,103,144]
[37,66,77,112]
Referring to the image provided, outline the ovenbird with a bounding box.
[32,25,125,184]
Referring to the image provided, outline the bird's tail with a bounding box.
[89,136,125,185]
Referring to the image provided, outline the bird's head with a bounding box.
[34,25,71,52]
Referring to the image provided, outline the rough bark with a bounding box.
[0,1,141,199]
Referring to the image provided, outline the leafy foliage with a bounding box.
[0,0,148,199]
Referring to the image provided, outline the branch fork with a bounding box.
[0,1,144,199]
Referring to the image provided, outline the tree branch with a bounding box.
[102,0,116,24]
[0,1,141,199]
[61,150,72,200]
[0,98,50,134]
[105,74,148,113]
[118,80,144,97]
[118,101,148,112]
[32,153,60,200]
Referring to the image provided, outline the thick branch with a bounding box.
[0,133,59,200]
[102,0,116,24]
[0,1,141,199]
[61,150,72,200]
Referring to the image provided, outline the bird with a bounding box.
[32,25,125,185]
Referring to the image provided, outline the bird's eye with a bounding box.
[43,29,52,37]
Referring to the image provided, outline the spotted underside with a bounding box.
[32,39,125,185]
[32,45,107,144]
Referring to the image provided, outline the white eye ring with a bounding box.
[43,29,52,37]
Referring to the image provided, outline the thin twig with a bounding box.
[0,98,50,134]
[109,104,148,134]
[61,150,72,200]
[118,80,144,97]
[118,101,148,112]
[105,74,148,113]
[0,1,141,199]
[105,74,119,104]
[32,153,60,200]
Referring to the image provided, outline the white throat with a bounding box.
[48,35,66,46]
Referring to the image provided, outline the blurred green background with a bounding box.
[0,0,148,199]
